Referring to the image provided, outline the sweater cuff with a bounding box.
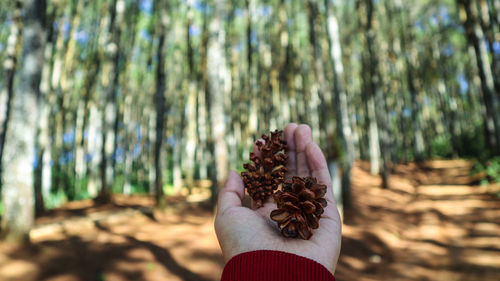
[221,250,336,281]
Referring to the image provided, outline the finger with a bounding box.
[294,124,313,177]
[217,171,245,215]
[305,142,341,237]
[284,123,298,179]
[305,142,335,205]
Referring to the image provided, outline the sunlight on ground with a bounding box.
[0,160,499,281]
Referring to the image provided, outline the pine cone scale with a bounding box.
[301,201,316,214]
[242,129,328,240]
[271,176,328,240]
[282,222,297,238]
[316,198,328,208]
[298,189,316,200]
[282,201,301,212]
[242,130,288,208]
[270,209,290,221]
[298,224,313,240]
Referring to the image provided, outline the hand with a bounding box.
[214,123,342,273]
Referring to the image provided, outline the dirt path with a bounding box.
[0,160,498,281]
[0,197,223,281]
[338,160,500,281]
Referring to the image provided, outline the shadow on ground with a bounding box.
[0,160,498,281]
[337,160,500,281]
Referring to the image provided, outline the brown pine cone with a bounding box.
[270,176,328,240]
[241,130,288,208]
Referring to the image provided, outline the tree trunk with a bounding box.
[172,100,184,193]
[74,53,100,196]
[358,0,381,174]
[373,1,391,188]
[324,0,355,207]
[34,22,56,215]
[184,0,197,192]
[147,111,156,195]
[97,0,125,203]
[153,4,168,207]
[34,96,49,217]
[306,0,324,142]
[85,0,105,199]
[477,0,500,96]
[33,0,59,215]
[184,84,197,192]
[246,0,259,139]
[0,1,23,193]
[1,0,46,243]
[459,0,500,154]
[207,0,229,208]
[87,104,102,198]
[396,0,425,161]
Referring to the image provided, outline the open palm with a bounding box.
[214,124,342,274]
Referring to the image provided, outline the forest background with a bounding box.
[0,0,499,264]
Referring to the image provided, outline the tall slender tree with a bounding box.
[97,0,126,202]
[323,0,356,206]
[458,0,500,154]
[153,0,169,207]
[357,0,382,174]
[1,0,46,242]
[0,1,23,192]
[207,0,229,207]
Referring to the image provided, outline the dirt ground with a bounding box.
[0,160,499,281]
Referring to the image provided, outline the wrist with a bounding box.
[221,250,336,281]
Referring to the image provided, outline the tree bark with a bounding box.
[1,0,46,243]
[324,0,355,207]
[184,0,197,192]
[207,0,229,208]
[358,0,381,174]
[306,0,323,141]
[97,0,125,203]
[153,4,168,207]
[0,1,23,193]
[477,0,500,96]
[395,0,425,161]
[34,14,57,214]
[458,0,500,154]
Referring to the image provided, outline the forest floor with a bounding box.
[0,160,499,281]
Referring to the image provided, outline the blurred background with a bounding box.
[0,0,499,280]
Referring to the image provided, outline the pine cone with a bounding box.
[270,176,328,240]
[241,130,288,208]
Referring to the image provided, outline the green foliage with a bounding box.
[235,145,250,173]
[71,176,90,201]
[129,183,150,195]
[163,184,176,196]
[111,174,125,194]
[430,135,453,159]
[2,0,499,216]
[74,189,92,201]
[472,157,500,185]
[323,134,344,162]
[483,158,500,183]
[45,189,68,210]
[455,126,492,160]
[430,124,492,160]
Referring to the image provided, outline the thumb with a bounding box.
[217,170,245,215]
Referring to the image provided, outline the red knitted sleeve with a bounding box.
[221,250,336,281]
